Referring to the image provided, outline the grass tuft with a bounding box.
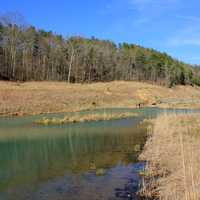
[35,112,138,125]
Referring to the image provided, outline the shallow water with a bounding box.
[0,107,199,200]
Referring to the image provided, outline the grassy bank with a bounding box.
[35,112,138,125]
[1,81,200,117]
[139,114,200,200]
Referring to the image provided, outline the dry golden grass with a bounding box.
[35,112,138,125]
[139,114,200,200]
[1,81,200,116]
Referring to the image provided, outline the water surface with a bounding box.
[0,107,198,200]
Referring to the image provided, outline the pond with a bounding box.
[0,108,198,200]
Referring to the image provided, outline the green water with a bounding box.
[0,107,198,200]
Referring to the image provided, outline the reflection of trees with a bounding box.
[0,123,147,190]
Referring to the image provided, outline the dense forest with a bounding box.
[0,13,200,87]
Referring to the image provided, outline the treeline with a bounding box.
[0,13,200,86]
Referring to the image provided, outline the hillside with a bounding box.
[1,81,200,117]
[0,18,200,86]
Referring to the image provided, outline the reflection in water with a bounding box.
[0,107,198,200]
[0,115,147,200]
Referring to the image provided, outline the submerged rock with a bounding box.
[95,168,105,176]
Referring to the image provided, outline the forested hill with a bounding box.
[0,20,200,86]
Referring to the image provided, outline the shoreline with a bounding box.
[138,114,200,199]
[1,104,200,118]
[1,81,200,118]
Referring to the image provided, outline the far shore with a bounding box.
[1,81,200,117]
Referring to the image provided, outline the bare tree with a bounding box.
[67,39,75,83]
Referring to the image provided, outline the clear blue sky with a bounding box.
[1,0,200,64]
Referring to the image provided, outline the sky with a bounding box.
[0,0,200,64]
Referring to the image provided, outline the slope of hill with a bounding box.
[1,81,200,117]
[0,19,200,86]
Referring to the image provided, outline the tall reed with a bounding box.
[139,114,200,200]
